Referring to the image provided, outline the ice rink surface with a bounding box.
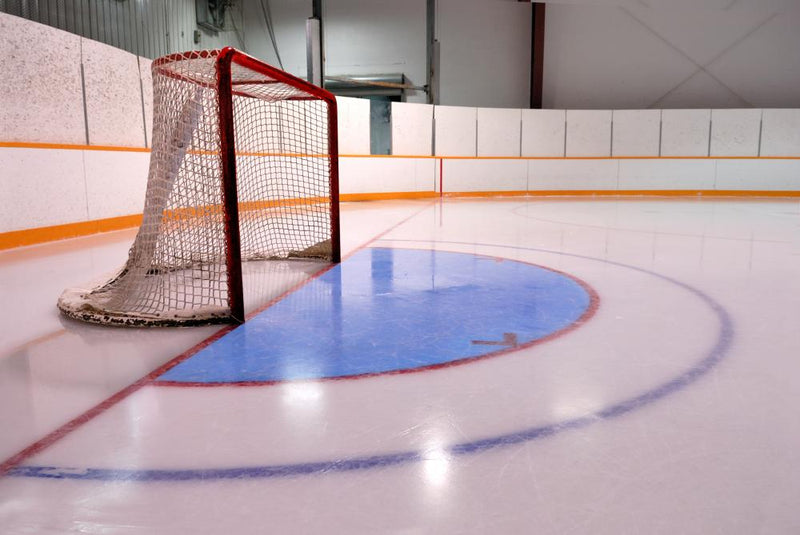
[1,197,799,534]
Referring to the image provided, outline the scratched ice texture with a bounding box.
[1,198,799,534]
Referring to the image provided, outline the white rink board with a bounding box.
[0,14,85,144]
[1,7,798,239]
[612,110,661,157]
[434,105,477,157]
[760,109,800,157]
[443,159,527,192]
[139,57,154,148]
[0,147,87,232]
[528,159,619,190]
[339,157,435,194]
[82,39,147,148]
[336,96,371,155]
[83,150,149,221]
[566,110,612,157]
[661,109,711,157]
[392,102,433,156]
[715,159,800,190]
[618,159,716,190]
[521,109,566,157]
[710,109,762,157]
[477,108,522,157]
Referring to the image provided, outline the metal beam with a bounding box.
[426,0,438,104]
[306,0,324,87]
[530,3,545,109]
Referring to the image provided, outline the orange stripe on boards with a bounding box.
[3,142,800,161]
[237,152,330,158]
[1,198,333,250]
[341,154,800,160]
[0,141,151,153]
[340,191,439,202]
[0,214,143,251]
[239,197,331,209]
[442,191,529,198]
[0,142,332,159]
[161,197,333,221]
[3,190,799,250]
[583,190,800,198]
[340,154,436,159]
[437,155,800,161]
[445,190,800,198]
[185,150,332,158]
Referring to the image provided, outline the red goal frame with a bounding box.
[155,47,341,323]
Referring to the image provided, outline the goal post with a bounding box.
[57,47,340,326]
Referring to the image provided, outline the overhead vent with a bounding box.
[196,0,227,33]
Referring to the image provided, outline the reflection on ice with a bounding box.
[421,443,451,488]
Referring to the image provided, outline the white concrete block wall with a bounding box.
[612,110,661,157]
[710,109,762,157]
[760,109,800,157]
[437,0,531,108]
[324,0,428,104]
[661,109,711,157]
[477,108,521,157]
[521,109,566,157]
[391,102,433,156]
[0,15,85,144]
[542,3,800,110]
[434,105,477,157]
[336,96,370,155]
[566,110,612,157]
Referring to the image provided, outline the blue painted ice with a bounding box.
[157,248,592,383]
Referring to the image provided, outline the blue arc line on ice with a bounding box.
[8,244,734,482]
[156,247,594,384]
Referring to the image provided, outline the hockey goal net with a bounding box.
[58,48,340,326]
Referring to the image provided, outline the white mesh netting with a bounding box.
[58,49,337,326]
